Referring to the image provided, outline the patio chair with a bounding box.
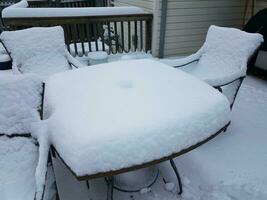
[0,74,56,200]
[162,25,263,110]
[0,26,89,200]
[0,26,85,80]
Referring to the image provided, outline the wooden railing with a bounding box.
[3,14,153,56]
[0,0,18,33]
[0,0,19,7]
[2,3,153,56]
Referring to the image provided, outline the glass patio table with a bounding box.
[44,59,230,199]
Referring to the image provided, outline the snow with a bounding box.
[51,75,267,200]
[4,0,28,9]
[0,26,70,80]
[43,59,230,176]
[88,51,108,65]
[164,182,175,192]
[162,25,263,87]
[0,69,13,75]
[69,41,109,57]
[2,0,146,18]
[0,43,8,54]
[0,137,38,200]
[0,54,11,62]
[0,74,42,135]
[88,51,108,60]
[31,122,51,200]
[114,166,158,192]
[86,51,153,63]
[0,136,56,200]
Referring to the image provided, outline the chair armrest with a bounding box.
[65,49,87,69]
[160,51,202,68]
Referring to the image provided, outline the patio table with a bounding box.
[44,59,230,198]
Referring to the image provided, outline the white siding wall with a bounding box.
[113,0,154,12]
[162,0,252,57]
[255,0,267,12]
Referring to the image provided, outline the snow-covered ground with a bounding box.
[0,72,266,200]
[50,75,267,200]
[0,137,38,200]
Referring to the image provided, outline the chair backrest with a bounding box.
[197,25,264,77]
[0,26,70,80]
[0,74,43,137]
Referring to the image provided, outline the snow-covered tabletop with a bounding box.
[44,59,230,177]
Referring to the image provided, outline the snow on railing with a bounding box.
[2,0,146,18]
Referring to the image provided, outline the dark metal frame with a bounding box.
[170,159,183,195]
[213,76,245,110]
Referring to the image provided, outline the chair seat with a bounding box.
[181,62,245,87]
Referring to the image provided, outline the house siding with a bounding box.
[162,0,252,57]
[113,0,154,12]
[255,0,267,12]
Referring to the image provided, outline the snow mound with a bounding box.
[0,74,43,135]
[0,26,70,80]
[69,41,109,57]
[44,59,230,176]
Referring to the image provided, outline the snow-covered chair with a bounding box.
[0,74,56,200]
[162,25,263,109]
[0,74,43,137]
[0,26,85,80]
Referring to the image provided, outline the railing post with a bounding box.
[145,18,152,53]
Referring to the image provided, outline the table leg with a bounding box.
[170,159,183,195]
[49,148,60,200]
[86,180,90,190]
[106,176,114,200]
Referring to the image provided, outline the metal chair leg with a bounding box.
[170,159,183,195]
[106,177,114,200]
[49,148,60,200]
[86,180,90,190]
